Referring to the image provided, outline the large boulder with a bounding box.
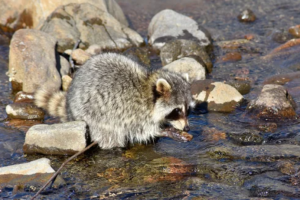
[163,57,206,82]
[0,0,128,32]
[192,81,243,112]
[23,121,87,155]
[148,9,211,51]
[40,3,143,53]
[8,29,61,93]
[247,84,297,120]
[160,39,212,73]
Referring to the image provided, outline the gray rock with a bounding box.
[8,29,61,93]
[247,84,297,120]
[0,158,65,189]
[41,3,143,53]
[163,57,206,82]
[148,9,211,51]
[192,81,243,112]
[58,55,71,77]
[103,0,129,27]
[160,39,212,73]
[6,102,45,120]
[23,121,87,155]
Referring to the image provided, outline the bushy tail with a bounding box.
[34,85,67,122]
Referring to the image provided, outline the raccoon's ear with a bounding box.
[156,78,171,95]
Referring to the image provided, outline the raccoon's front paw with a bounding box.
[160,127,193,142]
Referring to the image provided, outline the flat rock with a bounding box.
[0,158,65,189]
[23,121,87,155]
[41,3,143,53]
[8,29,61,93]
[148,9,211,51]
[6,102,44,120]
[247,84,297,121]
[192,81,243,112]
[0,0,128,32]
[163,57,206,82]
[160,39,212,72]
[14,91,35,103]
[71,49,91,65]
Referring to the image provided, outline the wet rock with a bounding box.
[244,172,300,198]
[0,158,65,189]
[6,103,44,120]
[192,81,243,112]
[8,29,61,93]
[257,122,278,133]
[148,9,211,51]
[14,92,34,103]
[207,144,300,162]
[160,39,212,72]
[123,46,151,67]
[277,160,296,175]
[163,57,206,82]
[23,121,87,155]
[289,25,300,38]
[71,49,91,65]
[62,75,72,91]
[217,52,242,63]
[85,44,102,56]
[0,127,24,161]
[41,3,143,53]
[238,9,256,23]
[227,131,263,145]
[226,79,251,95]
[4,119,43,133]
[263,38,300,60]
[0,0,128,32]
[269,29,291,44]
[215,39,251,50]
[184,177,250,199]
[246,84,297,121]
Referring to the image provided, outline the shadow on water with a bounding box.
[1,0,300,199]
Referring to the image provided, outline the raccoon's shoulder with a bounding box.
[87,53,148,76]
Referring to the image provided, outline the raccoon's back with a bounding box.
[66,53,151,124]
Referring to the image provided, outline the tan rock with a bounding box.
[71,49,91,65]
[62,75,72,91]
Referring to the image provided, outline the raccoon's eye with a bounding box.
[165,108,182,120]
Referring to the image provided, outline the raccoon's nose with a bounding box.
[183,126,190,132]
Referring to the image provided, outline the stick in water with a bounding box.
[31,141,98,200]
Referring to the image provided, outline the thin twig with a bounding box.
[69,39,81,71]
[31,141,98,200]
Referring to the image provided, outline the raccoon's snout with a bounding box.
[183,125,190,132]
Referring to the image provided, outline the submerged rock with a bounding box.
[247,84,297,121]
[289,25,300,38]
[6,103,44,120]
[226,79,251,95]
[8,29,61,93]
[41,3,143,53]
[160,39,212,72]
[163,57,206,82]
[227,131,263,145]
[192,81,243,112]
[123,46,151,67]
[23,121,87,155]
[0,158,65,189]
[148,9,211,51]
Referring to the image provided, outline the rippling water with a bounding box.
[1,0,300,199]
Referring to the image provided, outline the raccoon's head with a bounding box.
[152,70,195,131]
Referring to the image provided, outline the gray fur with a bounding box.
[37,53,194,149]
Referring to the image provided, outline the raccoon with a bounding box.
[35,53,194,149]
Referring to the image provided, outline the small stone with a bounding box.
[226,79,251,95]
[289,25,300,38]
[23,121,87,155]
[247,84,297,121]
[192,81,243,112]
[71,49,91,65]
[277,161,296,175]
[14,91,35,103]
[238,9,256,23]
[64,49,72,55]
[85,44,102,56]
[163,57,206,82]
[218,52,242,63]
[62,75,72,91]
[59,55,71,76]
[6,102,44,120]
[227,131,263,145]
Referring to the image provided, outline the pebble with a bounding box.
[6,102,44,120]
[238,9,256,23]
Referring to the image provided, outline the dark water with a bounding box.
[1,0,300,199]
